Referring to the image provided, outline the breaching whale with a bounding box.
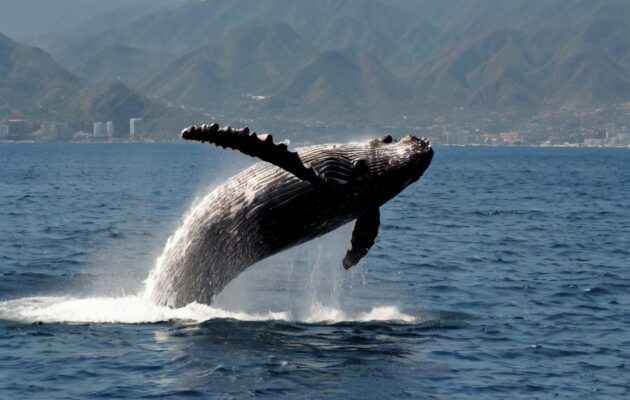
[146,123,433,307]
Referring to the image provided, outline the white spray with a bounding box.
[0,186,416,324]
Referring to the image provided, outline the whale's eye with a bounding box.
[352,158,369,171]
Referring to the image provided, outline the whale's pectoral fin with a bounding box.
[343,208,380,269]
[182,123,320,184]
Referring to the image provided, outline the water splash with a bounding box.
[140,188,214,306]
[0,296,416,325]
[0,194,416,325]
[301,301,416,324]
[0,172,415,326]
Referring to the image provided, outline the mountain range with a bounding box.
[2,0,630,139]
[0,32,199,139]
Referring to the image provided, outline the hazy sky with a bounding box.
[0,0,181,40]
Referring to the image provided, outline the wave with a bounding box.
[0,296,417,325]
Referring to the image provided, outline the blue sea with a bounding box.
[0,143,628,399]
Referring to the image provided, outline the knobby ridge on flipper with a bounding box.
[182,123,321,184]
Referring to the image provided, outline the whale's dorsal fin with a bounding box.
[343,207,380,269]
[182,123,320,184]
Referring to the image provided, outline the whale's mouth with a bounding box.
[402,135,432,152]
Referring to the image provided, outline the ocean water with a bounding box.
[0,143,628,399]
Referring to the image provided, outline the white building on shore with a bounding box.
[130,118,144,140]
[106,121,114,139]
[93,122,106,139]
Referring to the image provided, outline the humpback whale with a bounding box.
[146,123,433,307]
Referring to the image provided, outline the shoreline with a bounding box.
[1,140,629,149]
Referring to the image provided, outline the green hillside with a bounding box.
[0,33,82,121]
[267,50,414,120]
[143,23,317,109]
[6,0,630,136]
[0,33,199,138]
[68,44,170,86]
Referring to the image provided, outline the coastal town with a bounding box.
[2,102,630,147]
[414,102,630,147]
[1,115,147,142]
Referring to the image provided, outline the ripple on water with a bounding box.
[1,145,629,399]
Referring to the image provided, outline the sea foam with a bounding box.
[0,295,416,325]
